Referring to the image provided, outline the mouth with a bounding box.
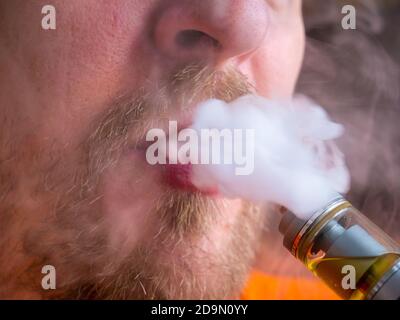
[161,162,196,191]
[132,114,218,196]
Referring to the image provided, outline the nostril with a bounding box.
[155,1,268,62]
[175,30,221,50]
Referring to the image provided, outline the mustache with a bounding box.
[83,64,253,183]
[63,64,254,237]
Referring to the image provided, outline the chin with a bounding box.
[92,151,263,299]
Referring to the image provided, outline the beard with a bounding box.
[0,64,264,299]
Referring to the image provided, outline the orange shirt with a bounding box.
[241,270,340,300]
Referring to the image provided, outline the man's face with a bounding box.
[0,0,305,299]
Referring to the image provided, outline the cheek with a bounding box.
[240,13,305,98]
[5,0,157,147]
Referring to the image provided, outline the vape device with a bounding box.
[279,196,400,300]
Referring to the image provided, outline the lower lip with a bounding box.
[163,163,194,191]
[162,163,219,196]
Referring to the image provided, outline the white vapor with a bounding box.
[190,94,351,219]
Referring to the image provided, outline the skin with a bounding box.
[0,0,305,299]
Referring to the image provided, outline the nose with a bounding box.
[153,0,269,65]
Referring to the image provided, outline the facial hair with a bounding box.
[0,64,264,299]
